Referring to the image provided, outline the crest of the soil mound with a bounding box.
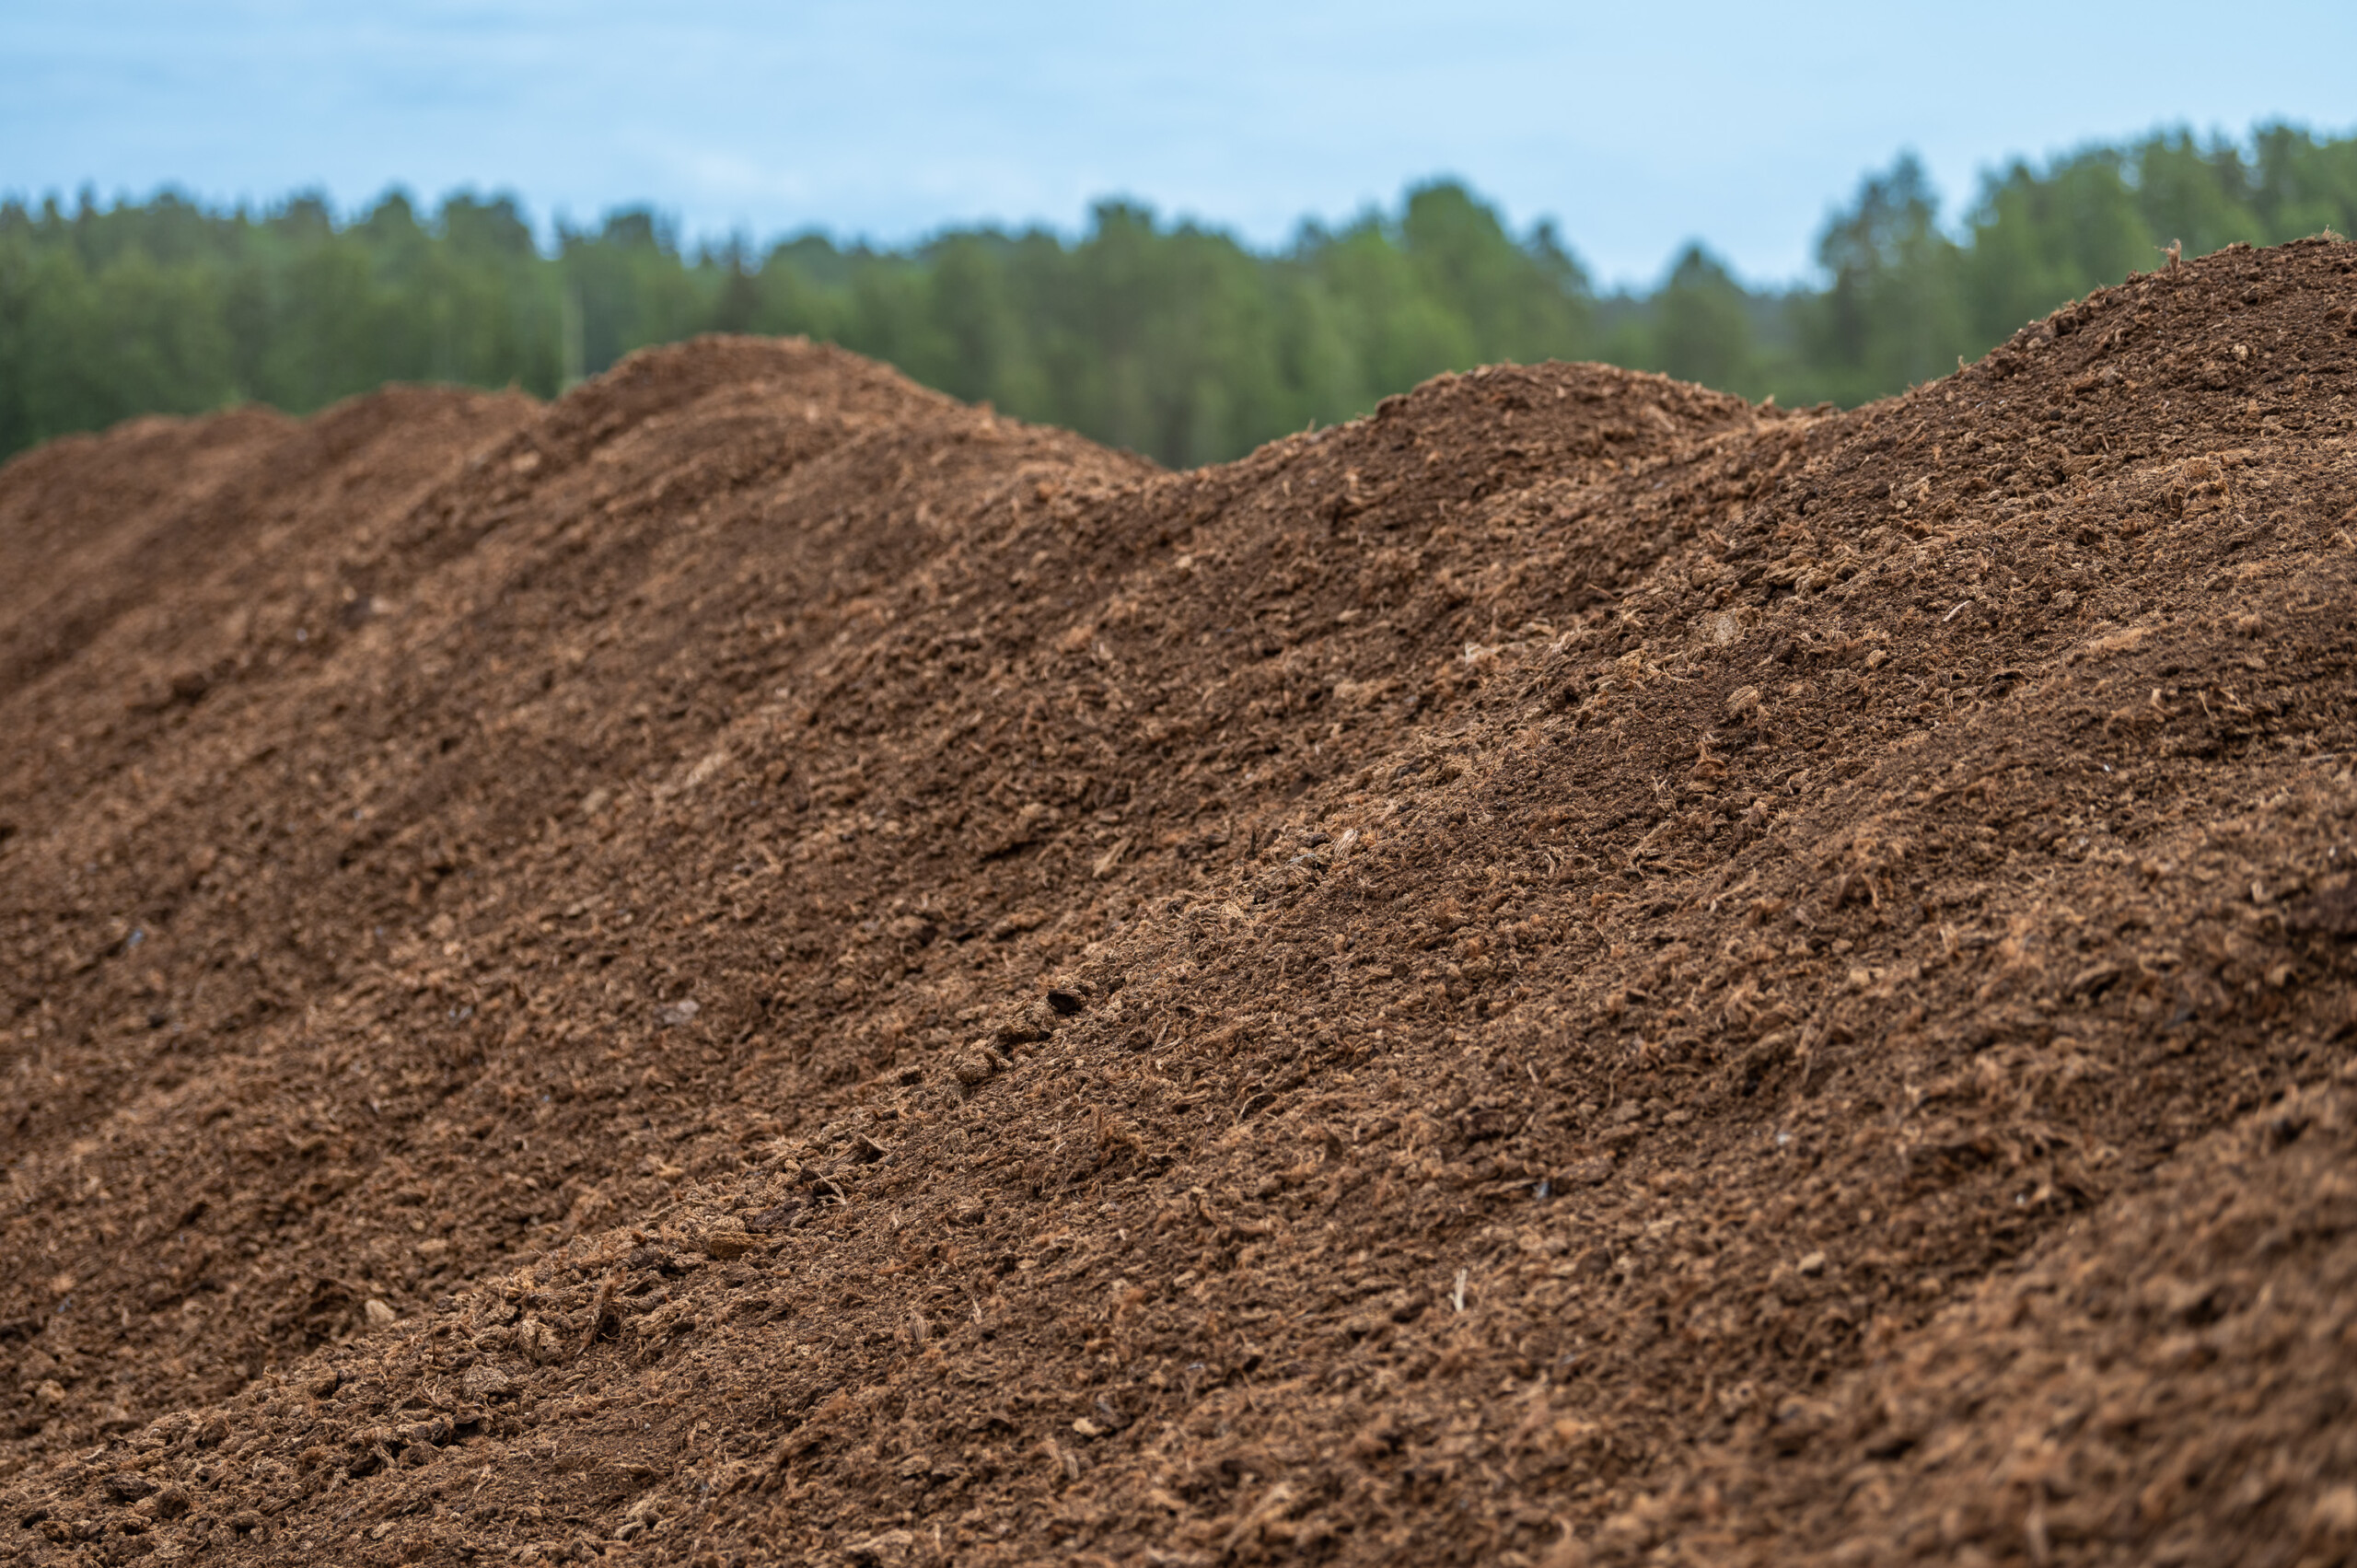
[4,240,2357,1567]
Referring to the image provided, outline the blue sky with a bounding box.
[5,0,2351,287]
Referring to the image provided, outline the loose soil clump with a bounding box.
[4,240,2357,1566]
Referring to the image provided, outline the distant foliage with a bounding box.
[4,125,2352,466]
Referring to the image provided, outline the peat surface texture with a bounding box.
[6,240,2357,1566]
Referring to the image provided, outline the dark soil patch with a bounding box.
[5,240,2357,1566]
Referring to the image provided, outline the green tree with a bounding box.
[1963,151,2149,344]
[6,124,2356,469]
[1807,153,1968,402]
[1654,245,1758,394]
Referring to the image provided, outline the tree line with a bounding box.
[3,123,2351,469]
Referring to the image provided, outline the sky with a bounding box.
[5,1,2352,288]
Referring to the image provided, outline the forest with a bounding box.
[2,123,2352,468]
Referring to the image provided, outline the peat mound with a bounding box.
[3,240,2356,1566]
